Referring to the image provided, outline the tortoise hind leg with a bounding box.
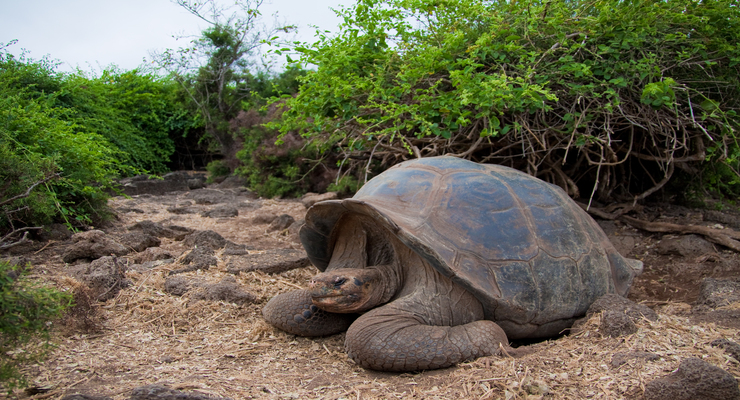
[262,289,355,337]
[345,306,509,372]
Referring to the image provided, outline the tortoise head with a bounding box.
[309,268,389,313]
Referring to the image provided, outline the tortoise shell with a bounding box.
[300,156,643,338]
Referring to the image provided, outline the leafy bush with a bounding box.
[0,53,197,241]
[205,160,231,182]
[275,0,740,202]
[0,87,121,237]
[0,261,71,391]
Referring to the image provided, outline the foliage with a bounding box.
[153,0,296,166]
[0,60,121,237]
[0,261,72,391]
[0,53,196,240]
[205,160,231,182]
[275,0,740,202]
[233,67,325,198]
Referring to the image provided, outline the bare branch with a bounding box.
[0,173,60,208]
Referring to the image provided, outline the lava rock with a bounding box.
[695,278,740,309]
[69,256,130,301]
[129,384,232,400]
[643,357,740,400]
[182,230,228,250]
[227,249,310,275]
[36,223,73,241]
[190,276,257,305]
[300,192,338,208]
[200,206,239,218]
[118,232,161,252]
[268,214,295,231]
[62,230,129,263]
[657,234,716,258]
[587,293,658,322]
[163,276,202,296]
[711,338,740,362]
[117,174,189,196]
[600,310,638,337]
[128,220,193,240]
[130,247,175,264]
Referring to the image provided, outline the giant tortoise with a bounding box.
[263,156,643,372]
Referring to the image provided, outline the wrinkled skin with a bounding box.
[262,214,512,372]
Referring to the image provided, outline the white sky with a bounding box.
[0,0,348,73]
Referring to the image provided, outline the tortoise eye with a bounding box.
[333,278,347,287]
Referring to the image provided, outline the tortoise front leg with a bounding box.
[262,289,355,337]
[345,306,509,372]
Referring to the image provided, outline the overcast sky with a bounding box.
[0,0,348,74]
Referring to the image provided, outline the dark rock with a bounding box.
[657,235,716,258]
[610,351,660,368]
[704,210,740,230]
[69,256,130,301]
[130,384,232,400]
[251,211,278,224]
[190,276,258,305]
[236,200,262,210]
[200,206,238,218]
[61,394,113,400]
[169,247,217,274]
[118,232,161,252]
[130,247,175,264]
[711,339,740,362]
[214,175,248,189]
[62,230,129,263]
[586,293,658,322]
[128,221,194,240]
[301,192,338,208]
[222,242,252,255]
[1,255,29,269]
[643,358,740,400]
[128,259,174,272]
[166,206,201,215]
[695,278,740,309]
[117,174,189,196]
[187,189,235,205]
[182,230,228,250]
[227,249,310,275]
[36,223,73,241]
[187,178,206,190]
[163,276,202,296]
[600,310,638,337]
[268,214,295,231]
[116,207,146,214]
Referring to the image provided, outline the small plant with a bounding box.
[0,261,72,392]
[327,175,360,196]
[205,160,231,182]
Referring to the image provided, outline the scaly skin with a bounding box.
[262,289,355,337]
[345,304,508,372]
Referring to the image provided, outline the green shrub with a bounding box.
[275,0,740,202]
[205,160,231,182]
[327,175,360,195]
[0,261,72,391]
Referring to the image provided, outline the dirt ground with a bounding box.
[3,184,740,399]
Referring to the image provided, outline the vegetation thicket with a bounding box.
[275,0,740,204]
[0,52,197,248]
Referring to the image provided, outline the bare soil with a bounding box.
[3,187,740,400]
